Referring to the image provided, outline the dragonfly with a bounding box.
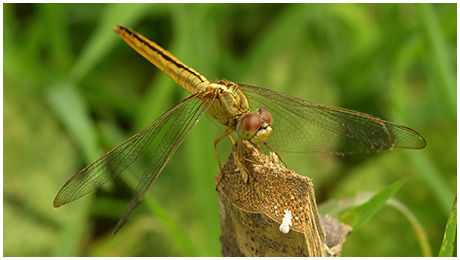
[54,25,426,234]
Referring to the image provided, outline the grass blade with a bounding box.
[387,199,432,256]
[438,196,457,257]
[339,177,408,231]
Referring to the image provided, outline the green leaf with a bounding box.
[339,177,409,231]
[438,197,457,257]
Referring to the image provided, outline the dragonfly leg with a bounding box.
[214,129,232,171]
[256,144,264,154]
[235,139,253,183]
[228,135,235,144]
[242,143,264,166]
[214,131,231,190]
[217,139,254,185]
[263,142,288,168]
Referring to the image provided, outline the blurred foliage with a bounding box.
[3,3,456,257]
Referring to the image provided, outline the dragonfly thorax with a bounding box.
[205,81,274,144]
[205,81,250,129]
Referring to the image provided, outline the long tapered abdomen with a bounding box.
[113,25,209,94]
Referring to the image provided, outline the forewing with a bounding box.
[240,85,426,154]
[54,93,208,208]
[112,93,215,234]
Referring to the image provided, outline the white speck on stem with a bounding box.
[279,210,292,234]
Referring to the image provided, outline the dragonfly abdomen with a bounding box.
[113,25,209,95]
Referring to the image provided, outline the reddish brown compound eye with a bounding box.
[258,108,273,125]
[241,113,261,133]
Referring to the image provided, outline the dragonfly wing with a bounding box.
[53,93,210,208]
[112,93,215,234]
[240,85,426,154]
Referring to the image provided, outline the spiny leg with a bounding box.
[214,129,233,190]
[235,139,253,183]
[214,129,232,171]
[241,143,264,166]
[263,142,288,167]
[228,135,235,144]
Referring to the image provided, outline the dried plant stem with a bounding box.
[215,141,351,257]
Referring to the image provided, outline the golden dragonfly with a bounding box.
[54,25,426,234]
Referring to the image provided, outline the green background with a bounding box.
[3,3,456,257]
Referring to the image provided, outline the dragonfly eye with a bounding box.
[241,114,262,133]
[237,113,262,140]
[258,108,273,125]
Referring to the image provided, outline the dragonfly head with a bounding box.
[237,108,273,144]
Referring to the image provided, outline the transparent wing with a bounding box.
[112,93,215,233]
[54,93,212,210]
[240,85,426,154]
